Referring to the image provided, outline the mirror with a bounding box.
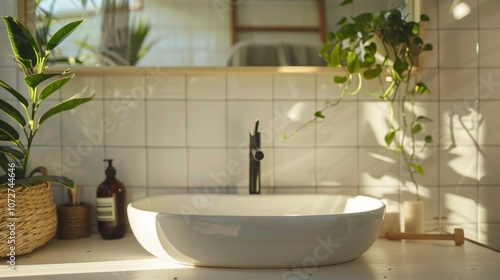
[19,0,420,68]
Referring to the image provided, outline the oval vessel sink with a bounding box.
[128,194,385,268]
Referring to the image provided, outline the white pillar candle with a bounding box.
[404,200,424,233]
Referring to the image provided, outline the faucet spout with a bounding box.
[249,119,264,194]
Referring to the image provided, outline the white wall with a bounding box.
[1,0,499,250]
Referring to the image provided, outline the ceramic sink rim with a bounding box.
[128,194,386,268]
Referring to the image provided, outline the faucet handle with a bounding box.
[253,150,264,161]
[252,119,260,136]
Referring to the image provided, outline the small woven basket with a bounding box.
[57,203,91,240]
[0,181,57,258]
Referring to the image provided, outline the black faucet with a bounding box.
[249,119,264,194]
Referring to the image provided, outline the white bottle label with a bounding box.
[96,196,115,222]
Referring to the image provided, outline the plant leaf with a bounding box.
[25,73,60,89]
[363,66,382,80]
[385,129,396,146]
[410,163,424,176]
[336,24,357,40]
[425,135,433,143]
[346,51,360,74]
[412,36,424,46]
[329,42,343,67]
[337,17,347,26]
[0,80,28,107]
[334,75,348,84]
[393,59,408,80]
[0,153,9,174]
[393,145,402,154]
[412,123,422,134]
[0,146,24,160]
[314,111,325,119]
[0,99,26,127]
[45,20,85,53]
[39,74,75,100]
[339,0,353,6]
[423,43,433,51]
[415,82,430,94]
[416,116,433,123]
[326,32,335,42]
[420,14,430,22]
[2,16,39,69]
[38,94,95,125]
[404,22,420,36]
[0,119,20,141]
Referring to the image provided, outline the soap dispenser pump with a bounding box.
[96,159,127,239]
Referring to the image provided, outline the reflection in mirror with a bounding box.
[23,0,418,67]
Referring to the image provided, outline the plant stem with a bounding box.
[282,73,361,139]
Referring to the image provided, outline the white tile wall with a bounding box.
[439,30,478,68]
[146,100,186,147]
[187,101,226,147]
[1,0,499,250]
[438,0,478,29]
[227,75,273,100]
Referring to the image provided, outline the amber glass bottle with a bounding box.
[96,159,127,239]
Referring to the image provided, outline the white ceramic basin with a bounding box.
[128,194,385,268]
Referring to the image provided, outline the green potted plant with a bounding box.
[284,0,433,233]
[0,16,94,257]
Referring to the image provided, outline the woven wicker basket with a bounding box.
[57,203,91,240]
[0,181,57,258]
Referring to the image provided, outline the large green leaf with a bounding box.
[0,119,20,141]
[329,42,343,67]
[353,12,374,27]
[346,51,360,74]
[0,80,28,107]
[393,59,408,80]
[45,20,85,53]
[0,146,24,160]
[334,75,348,84]
[38,94,95,125]
[25,73,59,89]
[0,99,26,127]
[2,16,39,69]
[0,153,9,174]
[385,129,396,146]
[336,24,357,40]
[39,74,75,100]
[363,66,382,80]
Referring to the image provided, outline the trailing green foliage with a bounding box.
[0,16,94,188]
[284,2,434,200]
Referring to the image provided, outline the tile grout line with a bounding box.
[224,74,229,193]
[475,6,481,241]
[144,75,149,197]
[184,74,189,193]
